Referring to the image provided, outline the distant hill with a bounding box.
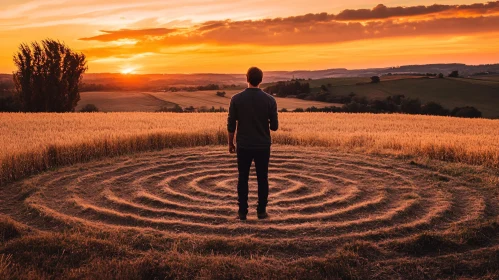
[265,75,499,118]
[3,64,499,117]
[2,63,499,91]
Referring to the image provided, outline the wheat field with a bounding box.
[1,112,499,185]
[1,112,499,279]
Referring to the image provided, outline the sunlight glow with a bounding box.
[120,67,136,74]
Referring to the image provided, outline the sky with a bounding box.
[1,0,499,74]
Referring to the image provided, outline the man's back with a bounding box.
[227,88,278,149]
[227,66,277,220]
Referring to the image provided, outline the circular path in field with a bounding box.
[1,146,497,256]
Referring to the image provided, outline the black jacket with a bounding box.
[227,88,278,149]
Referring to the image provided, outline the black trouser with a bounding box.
[236,147,270,214]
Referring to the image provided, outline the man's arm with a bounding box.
[227,97,237,153]
[228,132,235,153]
[269,98,279,131]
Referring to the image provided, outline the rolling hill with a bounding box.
[266,75,499,118]
[77,90,337,112]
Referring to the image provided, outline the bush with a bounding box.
[198,106,227,113]
[293,108,304,112]
[216,91,226,97]
[449,71,459,78]
[197,84,219,91]
[438,73,444,78]
[421,102,449,116]
[451,106,482,118]
[0,96,21,112]
[79,104,99,113]
[156,104,183,112]
[401,98,421,114]
[280,108,288,112]
[342,102,370,113]
[264,81,310,97]
[370,76,380,83]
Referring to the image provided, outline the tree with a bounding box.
[0,96,21,112]
[79,104,99,112]
[216,91,226,97]
[13,39,87,112]
[401,98,421,114]
[370,76,380,83]
[448,71,459,78]
[438,73,444,78]
[451,106,482,118]
[421,102,449,116]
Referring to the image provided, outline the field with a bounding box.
[76,91,176,112]
[1,113,499,279]
[300,76,499,118]
[77,90,336,112]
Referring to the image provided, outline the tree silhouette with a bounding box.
[79,104,99,112]
[451,106,482,118]
[421,101,449,116]
[370,76,380,83]
[13,39,87,112]
[448,71,459,78]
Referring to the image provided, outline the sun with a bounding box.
[121,67,135,75]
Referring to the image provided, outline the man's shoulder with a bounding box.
[231,89,276,103]
[230,90,246,101]
[262,90,277,103]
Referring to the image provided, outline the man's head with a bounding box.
[246,67,263,87]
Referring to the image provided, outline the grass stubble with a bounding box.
[0,112,498,279]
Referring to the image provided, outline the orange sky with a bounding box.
[1,0,499,74]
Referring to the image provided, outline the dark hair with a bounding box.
[246,67,263,86]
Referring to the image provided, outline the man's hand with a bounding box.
[228,132,236,154]
[229,143,236,154]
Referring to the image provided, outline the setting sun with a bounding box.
[120,67,135,75]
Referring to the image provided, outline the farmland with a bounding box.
[76,91,176,112]
[1,112,499,279]
[77,90,336,112]
[290,76,499,118]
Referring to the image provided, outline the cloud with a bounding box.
[80,28,178,42]
[78,1,499,59]
[335,1,499,21]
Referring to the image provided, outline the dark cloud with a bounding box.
[79,1,499,51]
[334,2,499,21]
[161,16,499,46]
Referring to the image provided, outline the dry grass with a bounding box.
[1,112,499,279]
[1,112,498,185]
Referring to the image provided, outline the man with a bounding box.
[227,67,279,221]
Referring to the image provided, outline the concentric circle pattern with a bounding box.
[1,146,496,250]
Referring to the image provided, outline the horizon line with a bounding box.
[1,62,498,76]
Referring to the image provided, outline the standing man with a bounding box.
[227,67,279,221]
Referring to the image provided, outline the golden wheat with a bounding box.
[1,112,498,185]
[1,112,499,279]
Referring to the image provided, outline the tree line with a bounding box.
[166,84,237,92]
[156,105,227,113]
[282,94,482,118]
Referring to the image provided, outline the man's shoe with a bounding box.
[238,211,247,221]
[257,211,268,219]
